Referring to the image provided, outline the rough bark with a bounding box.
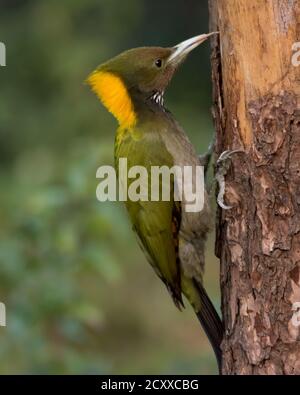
[209,0,300,374]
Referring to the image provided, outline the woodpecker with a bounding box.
[87,33,224,371]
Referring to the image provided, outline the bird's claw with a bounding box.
[216,149,243,210]
[216,149,242,170]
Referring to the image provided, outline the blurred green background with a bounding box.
[0,0,220,374]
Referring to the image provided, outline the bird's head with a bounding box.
[87,33,217,128]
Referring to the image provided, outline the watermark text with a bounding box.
[292,42,300,67]
[0,302,6,327]
[96,158,205,212]
[0,42,6,66]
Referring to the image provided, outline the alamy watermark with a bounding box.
[0,42,6,67]
[0,302,6,327]
[292,302,300,328]
[291,42,300,67]
[96,158,205,212]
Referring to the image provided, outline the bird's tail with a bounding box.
[193,279,224,374]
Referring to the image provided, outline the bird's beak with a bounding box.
[167,32,218,65]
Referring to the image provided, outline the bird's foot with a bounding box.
[216,149,243,210]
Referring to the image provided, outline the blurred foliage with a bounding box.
[0,0,219,374]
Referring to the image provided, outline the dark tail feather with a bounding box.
[193,280,224,374]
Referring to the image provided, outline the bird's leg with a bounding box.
[199,137,215,180]
[215,150,243,210]
[198,139,243,209]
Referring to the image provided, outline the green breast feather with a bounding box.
[114,124,183,306]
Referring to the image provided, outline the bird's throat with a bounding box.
[87,71,137,129]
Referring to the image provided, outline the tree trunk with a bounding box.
[209,0,300,374]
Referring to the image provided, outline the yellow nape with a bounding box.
[87,71,136,129]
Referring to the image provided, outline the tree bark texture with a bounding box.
[209,0,300,374]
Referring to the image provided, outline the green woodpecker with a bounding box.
[87,33,223,370]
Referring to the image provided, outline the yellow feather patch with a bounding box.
[87,71,136,129]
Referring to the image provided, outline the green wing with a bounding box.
[115,126,183,307]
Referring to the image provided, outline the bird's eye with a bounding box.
[155,59,162,68]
